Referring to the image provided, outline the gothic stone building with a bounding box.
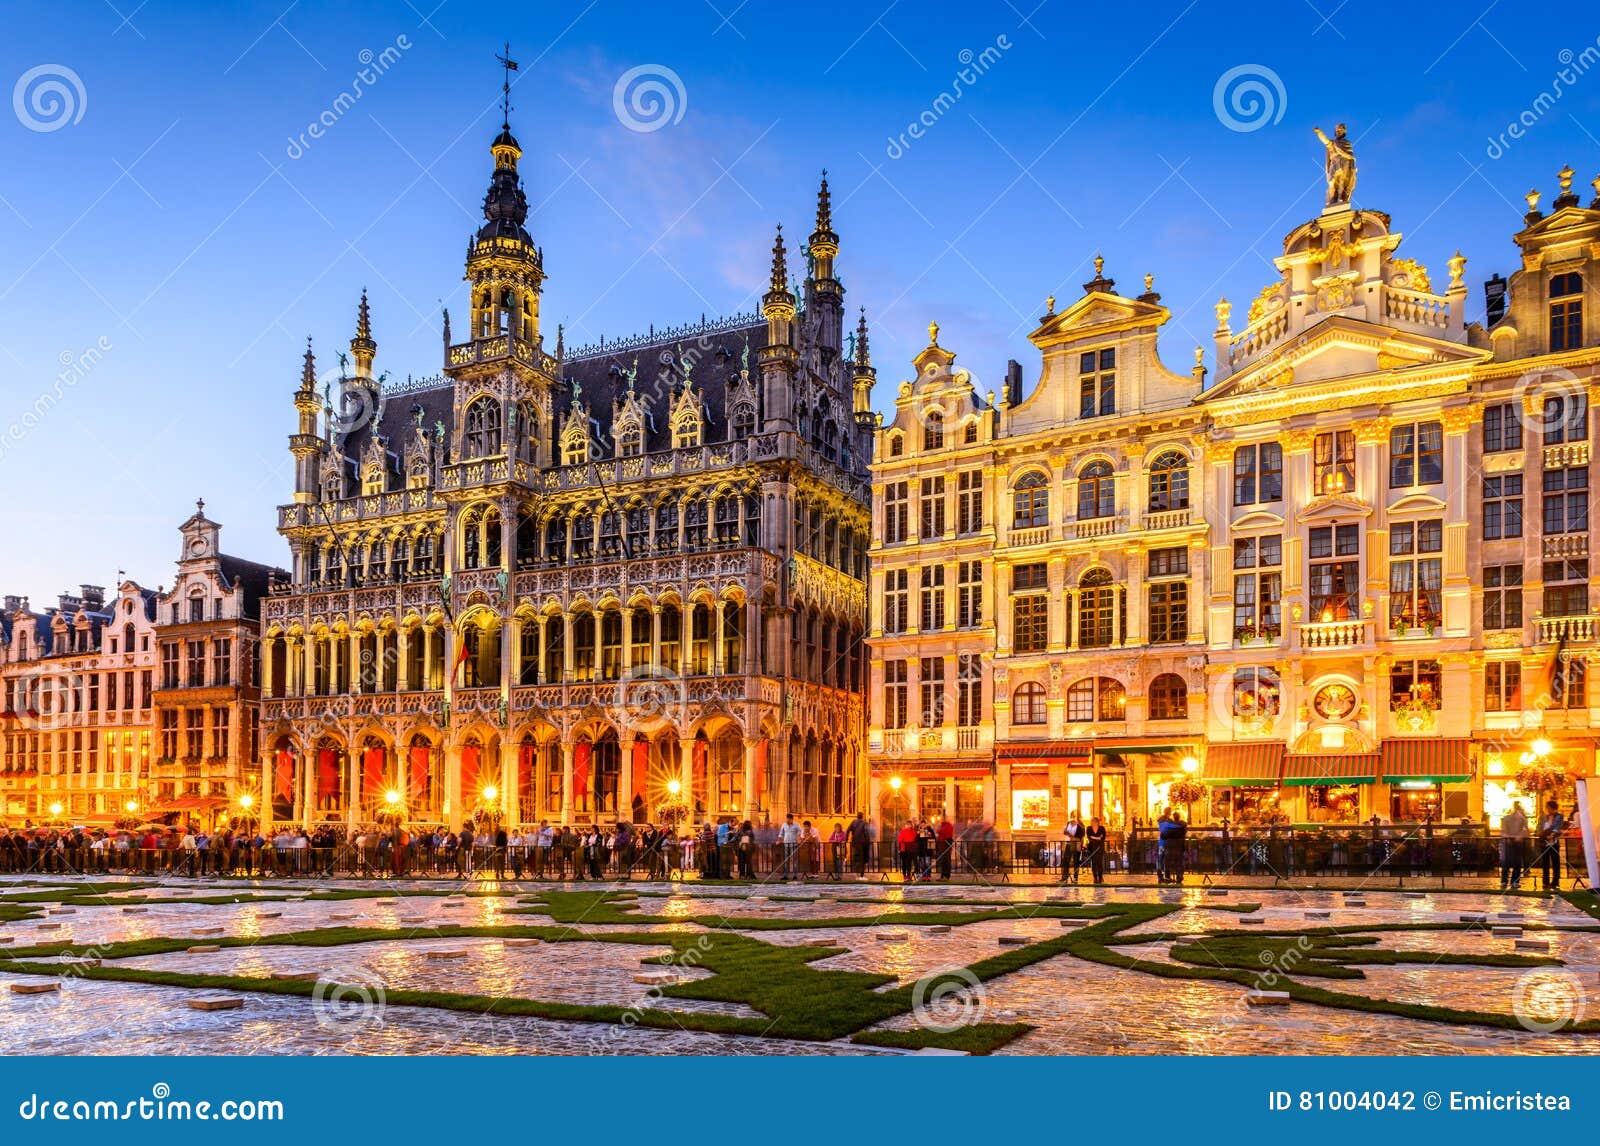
[261,119,871,832]
[868,148,1600,842]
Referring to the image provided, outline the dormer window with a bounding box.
[619,422,642,458]
[963,421,978,445]
[1078,348,1115,418]
[1550,271,1583,352]
[563,437,589,467]
[888,433,904,458]
[673,407,701,449]
[923,410,944,451]
[730,403,755,439]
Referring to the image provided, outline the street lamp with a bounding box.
[888,775,903,792]
[124,799,139,815]
[238,793,254,810]
[48,801,63,817]
[1180,756,1199,774]
[385,789,402,807]
[481,785,498,802]
[666,778,681,797]
[1531,737,1553,759]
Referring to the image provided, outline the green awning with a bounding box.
[1380,739,1472,785]
[1282,753,1379,787]
[1199,742,1283,786]
[1095,744,1187,757]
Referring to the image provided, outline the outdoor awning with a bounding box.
[158,797,232,812]
[1201,742,1283,786]
[1381,739,1473,784]
[1282,753,1379,786]
[998,740,1092,763]
[1094,742,1190,758]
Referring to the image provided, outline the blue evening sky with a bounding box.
[0,0,1595,598]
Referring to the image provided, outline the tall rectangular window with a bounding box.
[1483,475,1523,540]
[1011,563,1049,653]
[884,660,908,729]
[956,653,982,728]
[919,565,946,632]
[883,481,908,544]
[1147,546,1189,644]
[1232,535,1283,640]
[1314,430,1355,495]
[1309,524,1360,621]
[1483,564,1523,630]
[919,657,946,727]
[1550,271,1583,352]
[1483,402,1522,453]
[883,569,909,634]
[1389,421,1443,487]
[1485,661,1522,713]
[957,560,983,629]
[212,639,232,687]
[1232,443,1283,505]
[1078,347,1115,418]
[1544,558,1589,617]
[1544,392,1588,445]
[160,642,179,690]
[1388,519,1442,629]
[1543,467,1588,533]
[956,470,983,534]
[186,640,205,688]
[919,476,946,538]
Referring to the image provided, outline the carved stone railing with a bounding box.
[1008,526,1049,547]
[1537,614,1596,644]
[1384,285,1451,329]
[1073,515,1123,540]
[1227,309,1290,368]
[1544,534,1589,559]
[1298,618,1369,649]
[1545,442,1591,470]
[1143,508,1192,531]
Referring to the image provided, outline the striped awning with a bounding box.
[1201,742,1284,786]
[1283,754,1379,786]
[998,741,1093,763]
[1381,739,1473,784]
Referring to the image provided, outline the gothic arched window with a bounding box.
[618,421,642,457]
[463,397,502,458]
[731,403,755,439]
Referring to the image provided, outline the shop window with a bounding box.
[1306,784,1361,824]
[1011,775,1050,832]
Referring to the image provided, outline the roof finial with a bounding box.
[928,319,940,347]
[196,497,205,514]
[495,42,519,130]
[855,308,872,368]
[356,289,372,343]
[816,169,832,232]
[769,224,787,292]
[1094,253,1105,277]
[300,337,317,390]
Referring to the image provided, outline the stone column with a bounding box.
[713,600,726,675]
[261,638,276,699]
[742,737,760,821]
[559,741,575,824]
[397,628,410,691]
[562,612,575,679]
[536,616,549,686]
[445,743,462,831]
[423,627,436,692]
[618,739,634,823]
[502,738,520,827]
[649,605,662,669]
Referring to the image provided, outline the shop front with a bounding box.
[1198,742,1284,827]
[1099,743,1199,828]
[1380,738,1473,824]
[996,741,1129,839]
[1281,752,1377,824]
[874,767,992,834]
[1480,736,1595,829]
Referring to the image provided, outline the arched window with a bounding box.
[1147,451,1190,512]
[1098,677,1126,721]
[1012,471,1049,529]
[674,412,701,450]
[1078,568,1117,648]
[1065,678,1096,722]
[463,397,502,458]
[888,433,904,458]
[731,403,755,439]
[1012,681,1047,725]
[923,410,944,451]
[1148,673,1188,720]
[963,420,979,445]
[1078,460,1115,520]
[563,432,589,467]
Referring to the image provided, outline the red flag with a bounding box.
[316,748,340,804]
[451,631,471,687]
[460,743,480,801]
[519,742,537,809]
[408,745,431,804]
[274,749,295,803]
[362,747,385,802]
[632,740,649,801]
[574,742,591,797]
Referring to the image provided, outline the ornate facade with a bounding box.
[261,117,871,832]
[868,140,1600,840]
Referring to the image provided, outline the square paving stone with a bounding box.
[186,945,221,954]
[1246,991,1290,1007]
[1516,939,1551,952]
[9,982,59,995]
[188,997,243,1011]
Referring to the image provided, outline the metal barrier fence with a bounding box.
[0,829,1585,883]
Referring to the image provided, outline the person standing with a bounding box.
[896,821,916,882]
[1154,810,1173,884]
[1500,800,1530,890]
[846,812,869,876]
[1061,812,1086,884]
[1085,815,1108,884]
[1537,800,1565,891]
[935,816,954,881]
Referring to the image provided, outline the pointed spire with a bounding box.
[815,169,833,234]
[299,336,317,393]
[350,290,376,378]
[769,224,787,293]
[555,322,565,360]
[854,308,872,369]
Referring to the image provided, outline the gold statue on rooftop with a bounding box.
[1313,123,1356,207]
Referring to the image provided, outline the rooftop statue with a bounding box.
[1314,123,1356,207]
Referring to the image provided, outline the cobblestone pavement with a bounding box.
[2,875,1596,1055]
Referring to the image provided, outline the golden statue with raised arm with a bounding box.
[1313,123,1356,207]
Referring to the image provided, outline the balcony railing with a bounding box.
[1009,526,1049,547]
[1143,508,1192,531]
[1073,515,1122,540]
[1537,614,1596,644]
[1545,442,1591,469]
[1298,618,1370,649]
[1543,533,1589,559]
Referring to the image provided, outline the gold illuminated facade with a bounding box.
[868,147,1600,841]
[261,119,870,832]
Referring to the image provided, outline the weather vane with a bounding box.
[496,42,518,128]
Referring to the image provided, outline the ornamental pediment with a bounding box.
[1028,292,1166,346]
[1296,493,1372,523]
[1386,491,1448,516]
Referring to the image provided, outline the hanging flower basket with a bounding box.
[1168,779,1207,807]
[1515,761,1568,794]
[656,797,692,827]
